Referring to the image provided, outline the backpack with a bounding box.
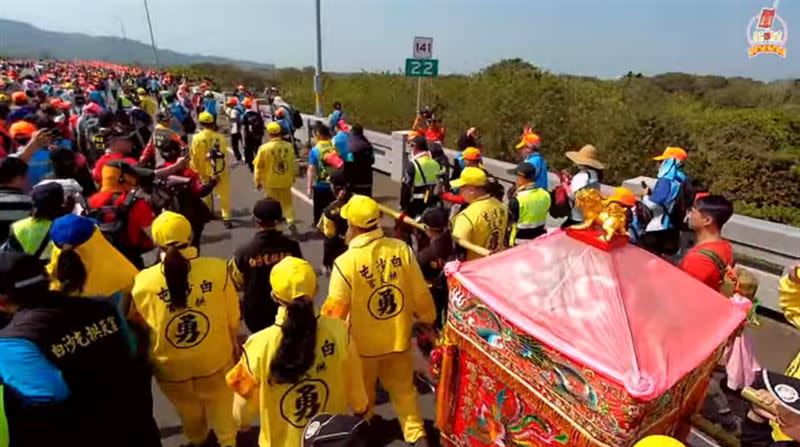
[291,108,304,130]
[549,185,571,219]
[698,249,759,299]
[243,111,265,139]
[669,176,695,232]
[89,192,137,247]
[302,413,369,447]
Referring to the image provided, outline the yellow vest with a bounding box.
[190,128,229,180]
[139,95,159,118]
[254,138,296,189]
[322,229,436,357]
[48,229,138,298]
[131,251,240,382]
[227,317,368,447]
[452,195,509,261]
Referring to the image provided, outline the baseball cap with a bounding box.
[340,194,380,229]
[151,211,192,247]
[408,135,428,152]
[270,256,317,303]
[450,166,488,189]
[633,435,685,447]
[302,413,370,447]
[198,111,215,124]
[515,162,537,180]
[763,369,800,416]
[253,198,284,224]
[50,214,95,247]
[515,129,541,150]
[104,159,153,180]
[266,121,282,135]
[136,87,147,95]
[11,91,28,105]
[155,111,172,123]
[31,182,64,211]
[421,207,449,230]
[462,147,482,162]
[653,147,688,162]
[102,124,138,143]
[0,252,49,296]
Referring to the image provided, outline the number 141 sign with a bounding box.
[413,36,433,59]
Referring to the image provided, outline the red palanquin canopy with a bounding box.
[446,230,746,401]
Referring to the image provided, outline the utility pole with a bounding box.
[119,18,127,40]
[143,0,160,69]
[314,0,323,117]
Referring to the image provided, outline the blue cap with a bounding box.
[50,214,95,247]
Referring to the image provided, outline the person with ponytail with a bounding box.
[227,256,367,447]
[131,211,240,447]
[47,214,138,298]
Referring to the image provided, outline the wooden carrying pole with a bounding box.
[377,203,492,257]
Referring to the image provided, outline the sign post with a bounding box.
[408,36,437,115]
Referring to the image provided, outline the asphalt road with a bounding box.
[153,160,799,447]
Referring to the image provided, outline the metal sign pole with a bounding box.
[415,77,422,116]
[314,0,323,117]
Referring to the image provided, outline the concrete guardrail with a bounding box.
[290,112,798,313]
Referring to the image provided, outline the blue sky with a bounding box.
[1,0,797,81]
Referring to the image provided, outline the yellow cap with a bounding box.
[270,256,317,302]
[653,147,687,162]
[340,194,380,229]
[136,87,147,95]
[604,186,637,207]
[633,435,686,447]
[450,166,488,189]
[151,211,192,247]
[0,93,9,103]
[198,111,215,124]
[266,121,282,135]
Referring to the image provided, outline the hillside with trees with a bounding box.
[181,61,800,226]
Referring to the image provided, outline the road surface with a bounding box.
[153,161,799,447]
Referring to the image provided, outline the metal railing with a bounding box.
[295,113,799,313]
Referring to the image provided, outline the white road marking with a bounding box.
[291,186,313,206]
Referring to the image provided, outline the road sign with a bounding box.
[413,36,433,59]
[405,58,439,77]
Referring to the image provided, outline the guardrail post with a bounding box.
[389,131,409,182]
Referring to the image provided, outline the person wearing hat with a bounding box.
[515,127,549,190]
[230,198,302,333]
[307,122,342,224]
[241,97,265,172]
[742,370,800,444]
[450,167,509,261]
[771,265,800,442]
[87,160,155,269]
[225,96,244,163]
[191,111,233,228]
[3,182,67,263]
[6,92,35,126]
[91,124,139,183]
[416,207,454,329]
[48,213,138,298]
[227,256,368,447]
[508,162,551,245]
[0,252,161,447]
[137,87,158,119]
[400,135,443,219]
[255,121,298,232]
[564,144,606,225]
[633,435,685,447]
[322,195,436,447]
[637,147,691,256]
[451,146,482,181]
[131,211,240,447]
[317,169,352,273]
[140,110,186,167]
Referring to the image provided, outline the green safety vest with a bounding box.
[0,384,7,447]
[10,217,53,260]
[516,186,551,230]
[412,155,442,192]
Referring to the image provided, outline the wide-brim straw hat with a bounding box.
[566,144,606,170]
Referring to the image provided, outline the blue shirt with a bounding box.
[333,130,350,162]
[328,110,343,130]
[27,149,54,186]
[524,152,549,190]
[0,338,70,404]
[202,98,218,118]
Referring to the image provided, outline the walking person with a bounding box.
[347,124,375,197]
[254,122,297,234]
[131,211,240,447]
[241,98,264,172]
[307,123,342,225]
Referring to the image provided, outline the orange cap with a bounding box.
[515,127,541,149]
[242,97,253,108]
[604,187,637,207]
[275,108,285,118]
[9,121,36,139]
[653,147,687,162]
[11,91,28,105]
[226,97,239,106]
[462,147,482,161]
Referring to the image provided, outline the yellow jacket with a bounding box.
[254,138,296,189]
[48,229,138,298]
[139,95,159,119]
[322,229,436,357]
[773,266,800,441]
[227,317,368,447]
[452,195,509,261]
[131,249,240,382]
[190,128,230,180]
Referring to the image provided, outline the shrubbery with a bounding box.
[170,60,800,226]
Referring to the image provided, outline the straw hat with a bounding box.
[565,144,605,170]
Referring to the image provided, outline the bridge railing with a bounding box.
[295,113,799,314]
